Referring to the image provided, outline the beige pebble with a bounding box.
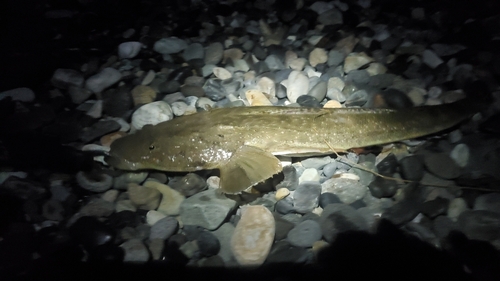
[101,189,119,203]
[323,100,342,108]
[131,85,156,106]
[344,52,374,73]
[144,181,185,216]
[212,67,232,80]
[245,89,272,106]
[146,210,167,226]
[100,131,127,147]
[275,188,290,200]
[127,183,161,210]
[312,240,329,253]
[309,48,328,67]
[231,205,275,266]
[223,48,244,64]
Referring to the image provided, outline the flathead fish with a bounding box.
[105,99,478,193]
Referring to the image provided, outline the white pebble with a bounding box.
[132,101,173,130]
[450,143,469,168]
[118,42,142,59]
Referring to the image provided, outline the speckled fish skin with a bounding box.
[105,99,475,193]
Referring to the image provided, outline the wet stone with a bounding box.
[424,153,460,180]
[458,210,500,241]
[322,178,367,205]
[120,238,149,263]
[266,241,310,264]
[474,193,500,214]
[293,182,321,214]
[150,217,178,240]
[368,177,398,198]
[80,120,120,143]
[169,173,207,197]
[274,213,295,241]
[196,231,220,257]
[432,216,459,239]
[319,192,342,208]
[287,220,322,248]
[399,155,425,181]
[320,203,369,243]
[69,216,115,251]
[203,79,227,101]
[297,95,322,108]
[421,197,449,219]
[382,88,414,109]
[376,153,398,176]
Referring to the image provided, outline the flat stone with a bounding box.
[131,101,173,130]
[85,67,122,93]
[144,181,185,216]
[127,183,161,210]
[118,42,142,59]
[231,205,275,266]
[287,220,322,248]
[179,189,237,230]
[322,178,367,204]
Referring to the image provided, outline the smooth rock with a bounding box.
[127,183,161,210]
[131,85,156,106]
[197,231,220,257]
[322,178,367,204]
[458,210,500,241]
[320,203,368,242]
[183,43,204,61]
[179,189,237,230]
[424,153,460,179]
[399,155,425,181]
[308,80,327,101]
[231,205,275,266]
[131,101,173,130]
[150,217,178,240]
[213,67,232,80]
[169,173,207,197]
[120,238,149,263]
[344,53,373,73]
[450,143,469,168]
[474,193,500,214]
[287,220,322,248]
[146,210,166,226]
[212,223,235,263]
[85,67,122,93]
[118,42,142,59]
[153,37,188,54]
[79,198,115,217]
[204,42,224,65]
[293,182,321,213]
[285,70,309,103]
[422,49,443,69]
[319,192,342,208]
[144,181,185,216]
[309,48,328,67]
[51,68,84,89]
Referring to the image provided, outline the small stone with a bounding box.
[131,85,156,106]
[308,80,327,101]
[169,173,207,197]
[421,197,449,218]
[182,43,204,61]
[76,170,113,192]
[211,223,235,263]
[197,231,220,257]
[298,168,320,183]
[131,101,173,130]
[309,48,328,67]
[422,49,443,69]
[399,155,425,181]
[322,178,367,204]
[127,183,161,210]
[447,198,468,221]
[223,48,245,64]
[69,216,115,251]
[212,67,232,80]
[327,50,345,67]
[285,70,309,103]
[120,239,149,263]
[265,55,285,70]
[317,8,343,25]
[231,205,275,266]
[203,79,227,101]
[320,203,368,242]
[287,220,322,248]
[293,182,321,213]
[204,42,224,65]
[458,210,500,241]
[424,153,460,179]
[381,88,414,109]
[118,42,142,59]
[368,177,398,198]
[179,189,237,230]
[289,58,307,71]
[344,53,373,73]
[345,90,368,107]
[51,68,84,89]
[450,143,469,168]
[297,95,321,108]
[146,210,166,226]
[150,217,178,240]
[275,188,290,200]
[323,100,342,108]
[474,193,500,214]
[153,37,188,54]
[144,181,185,216]
[275,197,295,215]
[85,67,122,93]
[246,89,272,106]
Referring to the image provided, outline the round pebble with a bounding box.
[287,220,322,248]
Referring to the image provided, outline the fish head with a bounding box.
[105,124,181,171]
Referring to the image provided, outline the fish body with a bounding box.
[106,99,475,193]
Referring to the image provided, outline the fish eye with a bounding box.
[149,144,155,150]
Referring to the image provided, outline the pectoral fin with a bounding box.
[219,145,282,194]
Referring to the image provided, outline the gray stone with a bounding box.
[307,80,327,101]
[153,37,188,54]
[322,178,367,204]
[150,217,178,240]
[293,182,321,213]
[474,193,500,214]
[287,220,322,248]
[458,210,500,241]
[301,156,331,170]
[51,68,84,89]
[320,203,369,242]
[85,67,122,93]
[179,189,237,230]
[212,223,235,263]
[424,152,460,179]
[120,238,150,263]
[182,43,204,61]
[317,9,343,25]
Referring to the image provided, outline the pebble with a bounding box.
[275,188,290,200]
[85,67,122,93]
[182,43,204,61]
[203,79,227,101]
[79,198,115,217]
[246,89,272,106]
[212,223,235,263]
[197,231,220,257]
[450,143,469,168]
[309,48,328,67]
[118,42,142,59]
[421,197,449,219]
[293,182,322,213]
[179,189,237,230]
[153,37,188,54]
[285,70,309,103]
[286,220,322,248]
[458,210,500,241]
[322,178,367,204]
[231,205,275,266]
[422,49,443,69]
[76,171,113,192]
[344,52,373,73]
[144,181,185,216]
[447,198,468,221]
[127,183,161,210]
[308,80,327,101]
[120,238,150,263]
[423,153,461,179]
[474,193,500,214]
[51,68,84,89]
[149,217,178,240]
[169,173,207,197]
[212,67,232,80]
[368,177,398,198]
[131,85,156,106]
[399,155,425,181]
[131,101,173,130]
[265,55,285,71]
[298,168,320,183]
[204,42,223,65]
[320,203,369,242]
[345,90,368,107]
[0,87,35,102]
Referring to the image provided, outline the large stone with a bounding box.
[231,205,275,266]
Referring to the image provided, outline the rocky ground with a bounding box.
[1,0,500,280]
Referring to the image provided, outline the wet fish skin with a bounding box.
[105,99,476,194]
